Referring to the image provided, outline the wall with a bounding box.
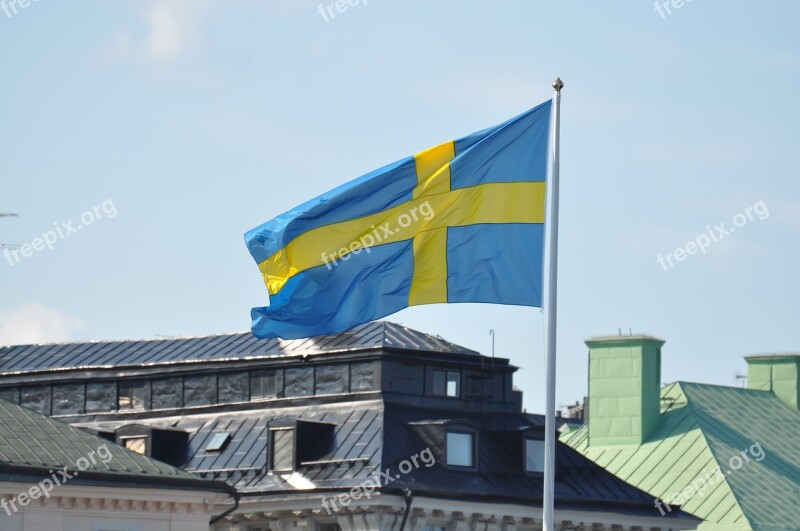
[0,483,224,531]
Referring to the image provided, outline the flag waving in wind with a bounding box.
[245,100,552,339]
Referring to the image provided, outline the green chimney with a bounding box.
[586,335,664,447]
[746,354,800,409]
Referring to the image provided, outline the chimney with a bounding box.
[745,354,800,409]
[586,335,664,447]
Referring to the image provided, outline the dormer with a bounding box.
[267,419,336,473]
[115,424,189,467]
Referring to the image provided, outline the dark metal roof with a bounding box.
[80,400,384,494]
[0,321,479,375]
[383,404,682,513]
[76,399,692,519]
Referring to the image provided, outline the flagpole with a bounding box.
[542,77,563,531]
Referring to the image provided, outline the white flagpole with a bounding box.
[542,77,563,531]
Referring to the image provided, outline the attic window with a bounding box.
[270,428,295,472]
[525,438,545,473]
[446,430,475,468]
[432,370,460,398]
[251,370,278,401]
[122,436,147,455]
[206,432,231,452]
[118,381,147,411]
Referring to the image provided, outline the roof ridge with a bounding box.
[678,380,778,395]
[381,320,390,346]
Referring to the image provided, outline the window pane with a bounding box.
[218,372,248,404]
[464,370,483,399]
[271,429,295,471]
[446,432,473,467]
[525,439,545,473]
[315,365,349,395]
[350,362,376,391]
[152,378,182,409]
[284,367,313,397]
[20,386,51,415]
[251,371,277,400]
[86,382,116,413]
[206,433,231,452]
[52,384,85,415]
[118,382,147,411]
[183,375,216,407]
[432,370,446,396]
[124,437,147,455]
[446,371,460,397]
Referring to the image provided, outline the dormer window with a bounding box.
[445,429,476,469]
[525,438,545,473]
[433,369,460,398]
[116,425,188,466]
[270,427,296,472]
[121,435,147,455]
[267,419,335,473]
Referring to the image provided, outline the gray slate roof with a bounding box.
[0,321,478,374]
[80,400,383,494]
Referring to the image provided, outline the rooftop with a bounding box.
[0,321,479,375]
[0,397,231,494]
[562,381,800,531]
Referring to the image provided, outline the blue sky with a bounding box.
[1,1,798,413]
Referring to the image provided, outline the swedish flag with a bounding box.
[245,100,552,339]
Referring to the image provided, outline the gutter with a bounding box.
[398,489,413,531]
[210,490,240,525]
[0,463,235,494]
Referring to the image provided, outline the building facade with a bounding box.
[0,322,696,530]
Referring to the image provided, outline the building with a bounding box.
[0,396,235,530]
[0,322,697,530]
[561,335,800,531]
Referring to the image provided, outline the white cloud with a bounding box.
[143,0,213,61]
[0,302,86,347]
[101,0,218,67]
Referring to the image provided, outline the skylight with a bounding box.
[206,432,231,452]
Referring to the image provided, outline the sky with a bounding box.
[1,1,798,414]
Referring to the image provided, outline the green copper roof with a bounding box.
[0,398,195,480]
[562,382,800,531]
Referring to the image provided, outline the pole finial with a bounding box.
[552,77,564,92]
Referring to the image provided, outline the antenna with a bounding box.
[735,372,747,388]
[486,329,497,404]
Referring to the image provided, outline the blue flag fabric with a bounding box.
[245,100,552,339]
